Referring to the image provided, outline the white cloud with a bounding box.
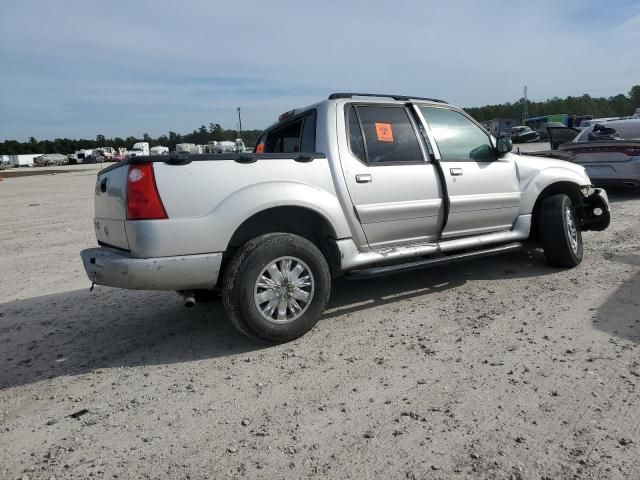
[1,0,639,140]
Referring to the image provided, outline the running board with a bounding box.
[346,242,523,279]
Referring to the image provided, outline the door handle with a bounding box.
[449,168,463,176]
[356,174,372,183]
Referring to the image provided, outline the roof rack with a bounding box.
[328,92,447,104]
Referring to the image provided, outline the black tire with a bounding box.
[222,233,331,343]
[537,194,583,268]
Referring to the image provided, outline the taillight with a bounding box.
[126,164,167,220]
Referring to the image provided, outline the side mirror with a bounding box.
[496,136,513,156]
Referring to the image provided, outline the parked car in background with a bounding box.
[67,153,77,164]
[549,118,640,189]
[511,126,539,143]
[113,152,129,162]
[92,147,116,162]
[481,118,517,138]
[34,153,68,166]
[579,117,636,130]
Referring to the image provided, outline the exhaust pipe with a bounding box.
[182,290,196,308]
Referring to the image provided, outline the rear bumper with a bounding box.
[581,161,640,187]
[591,178,640,189]
[80,247,223,291]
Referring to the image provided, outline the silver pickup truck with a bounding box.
[81,93,610,343]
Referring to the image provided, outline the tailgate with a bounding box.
[94,164,130,250]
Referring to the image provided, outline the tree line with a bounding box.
[0,123,263,156]
[2,85,639,155]
[464,85,640,123]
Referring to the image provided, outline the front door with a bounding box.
[338,103,445,249]
[418,105,521,239]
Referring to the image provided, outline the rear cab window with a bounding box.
[255,110,317,153]
[346,104,424,164]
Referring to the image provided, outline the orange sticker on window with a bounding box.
[256,143,265,153]
[375,122,394,142]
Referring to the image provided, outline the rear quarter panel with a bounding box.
[127,158,351,258]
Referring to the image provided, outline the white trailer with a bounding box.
[215,141,236,153]
[129,142,150,157]
[75,149,94,164]
[149,146,169,155]
[8,154,38,167]
[175,143,202,154]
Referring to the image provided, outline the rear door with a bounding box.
[418,105,521,239]
[338,104,444,249]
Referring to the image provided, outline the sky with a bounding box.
[1,0,639,142]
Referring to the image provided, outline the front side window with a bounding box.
[421,107,496,162]
[347,105,423,164]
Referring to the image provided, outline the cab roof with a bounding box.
[328,92,448,103]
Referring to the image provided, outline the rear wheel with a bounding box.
[222,233,331,343]
[537,194,583,268]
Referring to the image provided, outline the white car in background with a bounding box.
[550,118,640,189]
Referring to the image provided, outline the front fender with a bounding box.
[519,166,590,214]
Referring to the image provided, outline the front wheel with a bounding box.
[537,194,583,268]
[222,233,331,343]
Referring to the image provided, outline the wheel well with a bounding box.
[223,206,341,276]
[530,182,583,241]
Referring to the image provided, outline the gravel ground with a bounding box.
[0,170,639,480]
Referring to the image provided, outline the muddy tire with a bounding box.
[222,233,331,343]
[537,194,583,268]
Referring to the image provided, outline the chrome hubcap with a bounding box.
[565,206,579,254]
[253,256,314,324]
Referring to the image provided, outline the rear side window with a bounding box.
[260,110,317,153]
[347,105,423,164]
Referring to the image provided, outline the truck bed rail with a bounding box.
[99,152,326,173]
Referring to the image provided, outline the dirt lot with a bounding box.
[1,169,639,480]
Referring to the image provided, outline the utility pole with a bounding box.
[522,86,528,125]
[237,107,242,138]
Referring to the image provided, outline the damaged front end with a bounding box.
[579,186,610,231]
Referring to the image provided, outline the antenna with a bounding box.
[522,86,528,125]
[237,107,243,138]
